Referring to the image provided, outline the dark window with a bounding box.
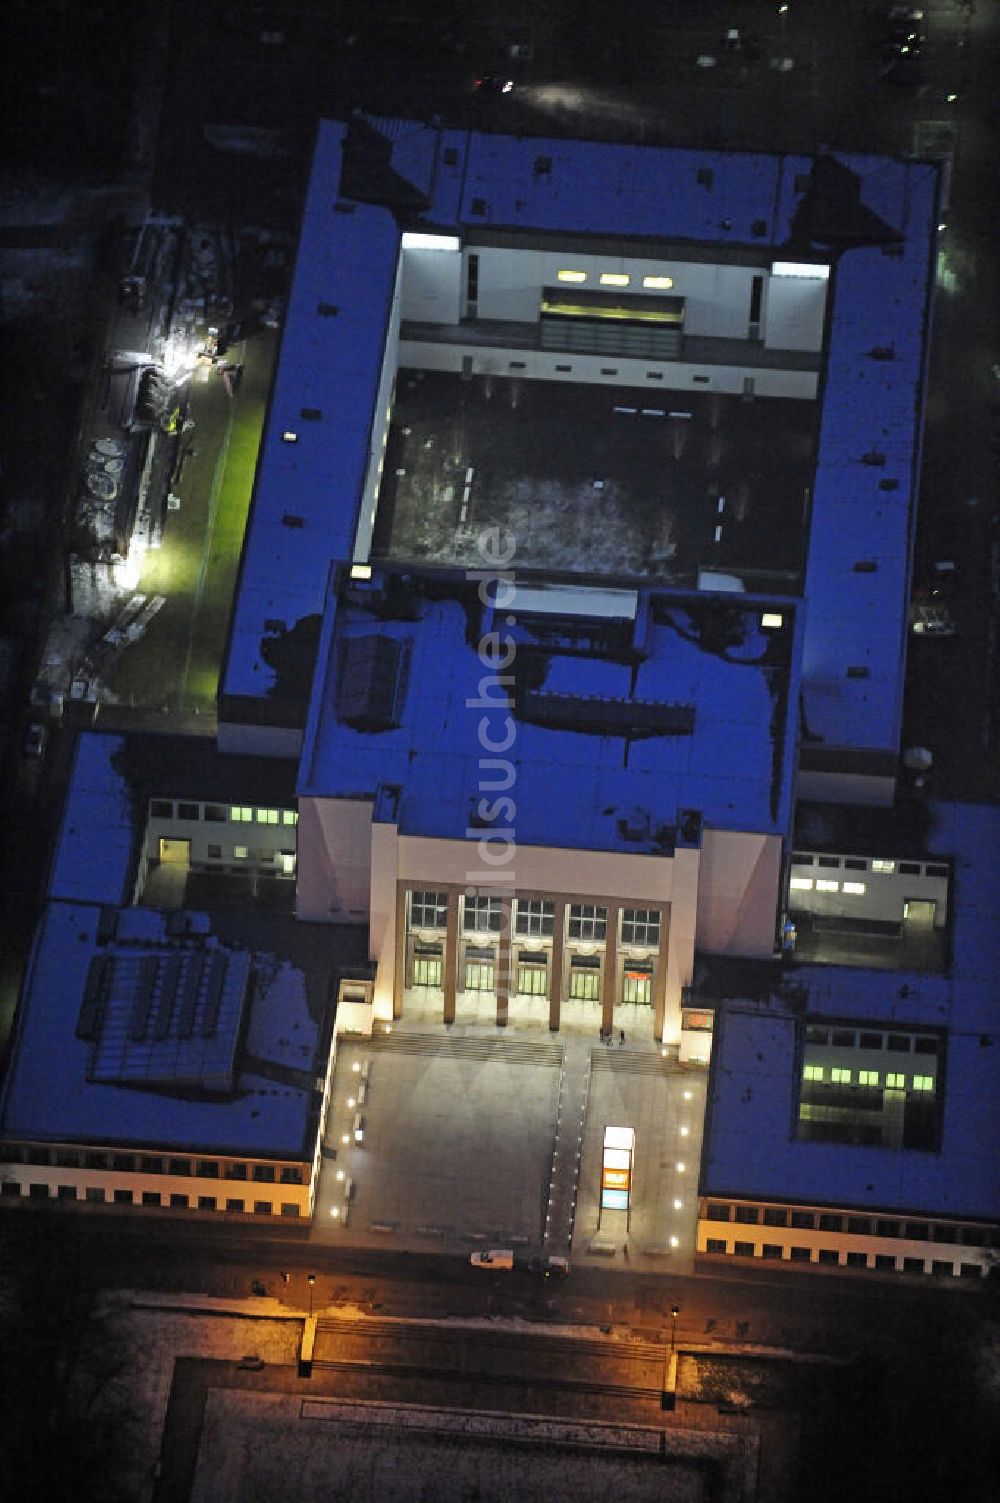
[876,1220,900,1239]
[198,1161,219,1179]
[168,1159,190,1177]
[874,1254,896,1272]
[141,1157,163,1174]
[27,1147,49,1165]
[55,1151,79,1167]
[600,368,618,376]
[925,864,948,878]
[692,375,710,384]
[150,800,172,818]
[749,274,763,322]
[887,1035,911,1053]
[646,371,663,380]
[84,1152,107,1169]
[252,1165,275,1182]
[734,1206,760,1225]
[846,1251,868,1268]
[112,1155,135,1172]
[198,1196,216,1211]
[707,1202,730,1222]
[789,1246,812,1262]
[931,1260,954,1276]
[280,1203,300,1218]
[899,862,921,875]
[959,1263,982,1280]
[859,1033,883,1050]
[207,844,222,859]
[57,1185,76,1200]
[113,1189,133,1204]
[763,1208,788,1227]
[844,858,867,871]
[903,1257,925,1274]
[960,1227,988,1247]
[225,1163,247,1181]
[790,1210,815,1229]
[204,804,226,822]
[933,1226,958,1244]
[226,1198,244,1213]
[847,1216,872,1235]
[466,254,479,304]
[761,1244,783,1260]
[470,197,487,216]
[142,1191,161,1207]
[905,1223,929,1241]
[832,1029,854,1047]
[29,1183,49,1200]
[170,1194,189,1208]
[253,1201,272,1216]
[805,1027,828,1045]
[280,1167,303,1184]
[914,1037,938,1055]
[734,1241,755,1258]
[817,1249,840,1266]
[555,364,572,372]
[1,1183,21,1198]
[444,147,459,166]
[819,1214,844,1233]
[85,1187,105,1203]
[508,360,526,370]
[817,856,840,869]
[792,853,814,866]
[706,1237,727,1254]
[177,803,199,821]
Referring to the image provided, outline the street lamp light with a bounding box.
[307,1272,316,1320]
[670,1303,681,1353]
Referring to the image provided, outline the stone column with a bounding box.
[548,897,566,1032]
[495,895,513,1028]
[392,883,407,1019]
[443,888,460,1025]
[652,904,671,1041]
[601,901,620,1037]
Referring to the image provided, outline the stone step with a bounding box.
[370,1030,564,1069]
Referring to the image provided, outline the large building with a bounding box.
[5,117,997,1278]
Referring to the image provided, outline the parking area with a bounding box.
[374,370,815,584]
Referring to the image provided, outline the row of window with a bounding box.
[149,800,297,826]
[703,1239,984,1276]
[805,1026,939,1054]
[790,877,867,894]
[556,270,674,289]
[2,1182,300,1215]
[411,954,653,1004]
[791,854,947,879]
[410,893,661,946]
[5,1146,303,1182]
[704,1202,995,1245]
[802,1066,934,1090]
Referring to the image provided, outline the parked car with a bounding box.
[22,723,47,759]
[910,602,956,637]
[884,7,927,49]
[473,72,515,95]
[470,1248,514,1270]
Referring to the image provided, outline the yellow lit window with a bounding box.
[231,806,253,822]
[872,859,895,873]
[282,810,298,826]
[600,272,630,287]
[789,877,813,891]
[831,1067,852,1084]
[913,1075,934,1092]
[816,879,839,893]
[842,881,866,895]
[233,846,248,860]
[557,269,587,283]
[761,612,783,629]
[859,1070,879,1087]
[885,1072,905,1089]
[803,1064,823,1081]
[643,274,674,290]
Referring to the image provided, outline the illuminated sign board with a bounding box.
[601,1124,635,1212]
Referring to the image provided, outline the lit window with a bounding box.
[842,881,866,895]
[350,563,372,580]
[557,269,587,283]
[885,1072,905,1090]
[789,877,813,891]
[913,1075,934,1092]
[282,810,298,825]
[816,879,839,893]
[400,232,460,251]
[770,261,830,279]
[257,808,279,825]
[859,1070,879,1087]
[233,845,248,860]
[281,431,298,443]
[643,274,674,290]
[600,272,630,287]
[872,859,896,873]
[831,1067,852,1084]
[761,612,783,629]
[803,1064,823,1081]
[231,806,253,822]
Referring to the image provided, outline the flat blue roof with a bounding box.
[1,902,318,1158]
[700,801,1000,1221]
[298,573,802,846]
[48,732,134,906]
[221,120,401,702]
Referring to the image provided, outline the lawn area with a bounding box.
[105,330,277,711]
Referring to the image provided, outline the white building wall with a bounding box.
[400,243,463,322]
[788,851,949,928]
[398,338,818,399]
[696,830,783,956]
[296,795,374,922]
[354,258,404,562]
[763,276,828,352]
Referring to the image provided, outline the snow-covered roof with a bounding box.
[298,572,803,845]
[700,801,1000,1221]
[0,902,319,1158]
